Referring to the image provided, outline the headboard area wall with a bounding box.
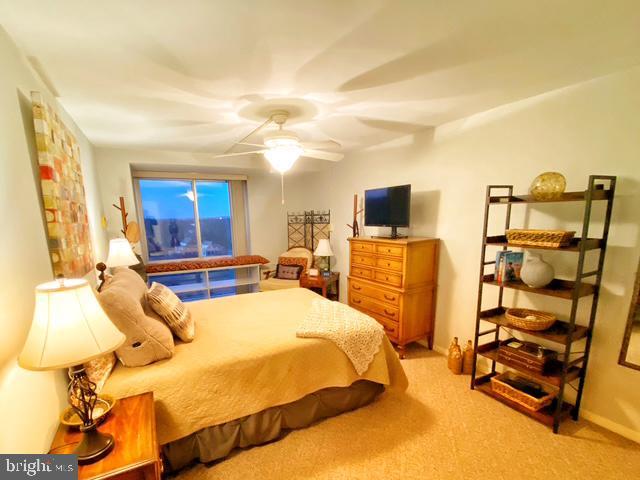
[0,26,107,453]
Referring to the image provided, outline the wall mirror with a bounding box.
[619,258,640,371]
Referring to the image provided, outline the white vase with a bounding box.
[520,253,554,288]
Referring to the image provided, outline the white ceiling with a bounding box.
[2,0,639,155]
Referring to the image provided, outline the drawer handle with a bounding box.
[384,309,395,317]
[386,262,392,267]
[353,285,362,291]
[353,299,361,304]
[383,326,393,333]
[385,276,389,281]
[387,249,392,253]
[384,294,395,301]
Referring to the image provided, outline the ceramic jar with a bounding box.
[462,340,474,375]
[520,253,555,288]
[448,337,463,374]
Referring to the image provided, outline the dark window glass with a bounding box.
[140,179,198,261]
[196,181,233,257]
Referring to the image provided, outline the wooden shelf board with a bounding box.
[483,274,595,299]
[474,380,573,427]
[485,236,602,252]
[479,307,589,344]
[489,189,611,205]
[169,283,208,294]
[477,344,582,387]
[209,278,259,290]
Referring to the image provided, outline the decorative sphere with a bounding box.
[530,172,566,200]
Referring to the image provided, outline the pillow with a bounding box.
[98,268,174,367]
[276,263,303,280]
[84,353,116,393]
[278,256,308,272]
[147,282,195,342]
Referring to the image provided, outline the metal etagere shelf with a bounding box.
[470,175,616,433]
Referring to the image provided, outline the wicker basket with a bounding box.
[505,308,556,331]
[506,229,575,248]
[490,371,556,411]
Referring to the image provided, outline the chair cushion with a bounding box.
[278,256,308,272]
[276,264,303,280]
[259,278,301,291]
[147,282,195,342]
[98,268,174,367]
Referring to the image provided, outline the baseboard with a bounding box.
[426,342,639,444]
[580,409,640,444]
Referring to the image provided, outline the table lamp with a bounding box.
[314,239,334,274]
[97,238,139,291]
[19,278,126,463]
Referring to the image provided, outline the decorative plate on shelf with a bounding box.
[60,394,116,428]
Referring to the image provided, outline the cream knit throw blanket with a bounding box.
[297,299,384,375]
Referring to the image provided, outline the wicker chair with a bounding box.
[259,247,313,292]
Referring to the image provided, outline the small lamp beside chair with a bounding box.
[314,239,334,275]
[19,278,125,463]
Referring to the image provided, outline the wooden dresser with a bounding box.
[347,237,439,358]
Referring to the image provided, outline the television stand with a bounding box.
[373,226,408,239]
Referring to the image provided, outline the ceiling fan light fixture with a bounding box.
[264,144,303,173]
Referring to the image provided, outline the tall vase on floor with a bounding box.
[448,337,462,375]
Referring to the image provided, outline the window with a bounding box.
[135,175,247,263]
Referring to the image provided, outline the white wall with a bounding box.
[93,147,288,264]
[0,27,107,452]
[286,67,640,440]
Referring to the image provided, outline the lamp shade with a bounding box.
[263,137,303,173]
[18,279,125,371]
[314,239,334,257]
[106,238,138,267]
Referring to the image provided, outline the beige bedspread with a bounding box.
[103,288,408,445]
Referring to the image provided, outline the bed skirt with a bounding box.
[162,380,384,471]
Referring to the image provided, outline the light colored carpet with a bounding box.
[175,346,640,480]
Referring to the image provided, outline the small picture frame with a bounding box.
[308,268,319,277]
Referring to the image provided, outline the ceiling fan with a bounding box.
[212,110,344,173]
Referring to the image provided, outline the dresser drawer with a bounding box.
[375,257,403,272]
[351,241,375,254]
[350,292,400,322]
[367,311,399,340]
[375,244,404,258]
[374,270,403,287]
[351,265,373,279]
[352,253,376,267]
[349,279,400,306]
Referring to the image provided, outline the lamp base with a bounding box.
[74,427,114,464]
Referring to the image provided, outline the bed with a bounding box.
[101,286,408,471]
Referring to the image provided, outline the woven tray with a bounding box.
[490,371,556,412]
[506,229,575,248]
[505,308,556,331]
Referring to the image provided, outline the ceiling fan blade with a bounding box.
[302,149,344,162]
[300,140,341,150]
[238,142,266,148]
[212,150,266,158]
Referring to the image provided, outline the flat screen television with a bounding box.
[364,184,411,238]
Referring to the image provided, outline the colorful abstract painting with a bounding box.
[32,91,94,278]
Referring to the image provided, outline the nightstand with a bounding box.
[300,272,340,300]
[49,392,161,480]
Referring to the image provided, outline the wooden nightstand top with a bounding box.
[49,392,159,480]
[300,271,339,288]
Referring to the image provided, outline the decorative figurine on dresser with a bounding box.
[347,236,439,358]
